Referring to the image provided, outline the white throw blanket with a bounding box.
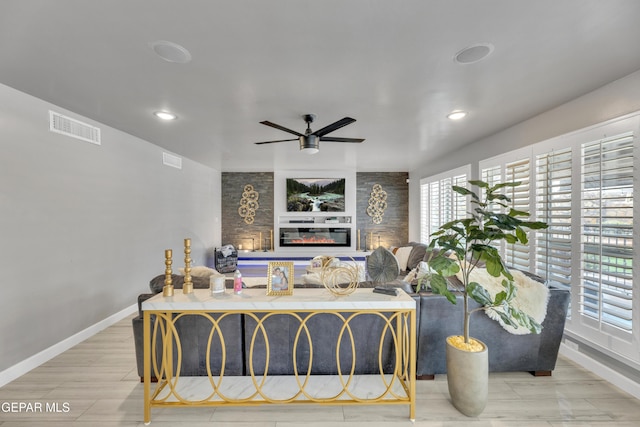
[458,268,550,335]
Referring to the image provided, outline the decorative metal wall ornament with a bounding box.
[367,184,387,224]
[238,184,259,224]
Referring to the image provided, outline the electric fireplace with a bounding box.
[280,227,351,247]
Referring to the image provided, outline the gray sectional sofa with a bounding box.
[132,263,570,381]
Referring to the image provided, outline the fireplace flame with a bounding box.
[290,236,337,244]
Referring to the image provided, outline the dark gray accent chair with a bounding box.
[415,288,570,379]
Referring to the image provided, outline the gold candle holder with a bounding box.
[270,229,274,251]
[183,238,193,294]
[163,249,174,297]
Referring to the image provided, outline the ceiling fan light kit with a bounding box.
[300,134,319,154]
[255,114,364,153]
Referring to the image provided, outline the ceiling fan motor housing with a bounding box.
[300,134,319,154]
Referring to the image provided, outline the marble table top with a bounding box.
[142,288,416,312]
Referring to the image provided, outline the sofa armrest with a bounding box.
[535,287,570,372]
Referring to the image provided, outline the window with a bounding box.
[536,148,573,317]
[473,113,640,363]
[504,159,532,270]
[479,149,533,270]
[420,165,470,244]
[580,132,634,334]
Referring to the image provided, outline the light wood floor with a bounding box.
[1,315,639,426]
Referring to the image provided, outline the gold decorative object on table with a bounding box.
[182,238,193,294]
[320,257,360,296]
[238,184,259,225]
[162,249,174,297]
[367,183,387,224]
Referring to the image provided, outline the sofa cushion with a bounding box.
[406,243,428,270]
[391,246,413,271]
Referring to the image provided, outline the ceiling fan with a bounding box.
[254,114,365,154]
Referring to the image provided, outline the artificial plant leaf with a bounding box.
[468,282,493,306]
[516,227,528,244]
[508,208,530,217]
[492,181,521,190]
[487,193,511,202]
[504,234,518,244]
[429,255,460,276]
[452,185,476,198]
[430,275,457,304]
[491,309,520,328]
[494,290,508,305]
[468,180,489,188]
[521,220,549,230]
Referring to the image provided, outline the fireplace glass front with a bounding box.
[280,227,351,247]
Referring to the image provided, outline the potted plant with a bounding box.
[423,179,548,416]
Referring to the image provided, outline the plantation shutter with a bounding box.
[452,174,468,220]
[504,159,531,270]
[481,165,501,187]
[580,132,634,333]
[535,148,573,302]
[420,166,470,244]
[420,182,430,244]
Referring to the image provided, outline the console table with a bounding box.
[142,288,416,424]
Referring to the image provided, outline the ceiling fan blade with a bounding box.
[260,121,304,137]
[319,136,365,143]
[254,138,298,145]
[312,117,356,137]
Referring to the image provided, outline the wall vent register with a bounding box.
[49,110,101,145]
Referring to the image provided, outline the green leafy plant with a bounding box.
[424,180,548,345]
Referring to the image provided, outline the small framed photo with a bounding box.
[267,261,294,296]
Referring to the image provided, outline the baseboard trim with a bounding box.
[560,342,640,400]
[0,304,137,387]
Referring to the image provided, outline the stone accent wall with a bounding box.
[356,172,409,250]
[221,172,274,251]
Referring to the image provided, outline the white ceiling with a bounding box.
[2,0,640,172]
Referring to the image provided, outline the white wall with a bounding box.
[409,69,640,241]
[0,83,221,375]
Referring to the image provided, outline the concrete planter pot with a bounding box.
[445,336,488,417]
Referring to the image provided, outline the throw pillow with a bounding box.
[391,246,413,271]
[406,243,428,270]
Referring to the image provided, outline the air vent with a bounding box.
[162,152,182,169]
[49,110,101,145]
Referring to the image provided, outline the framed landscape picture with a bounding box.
[286,178,345,212]
[267,261,294,296]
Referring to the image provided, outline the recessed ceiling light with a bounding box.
[447,110,467,120]
[154,111,177,121]
[454,43,494,64]
[149,40,192,64]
